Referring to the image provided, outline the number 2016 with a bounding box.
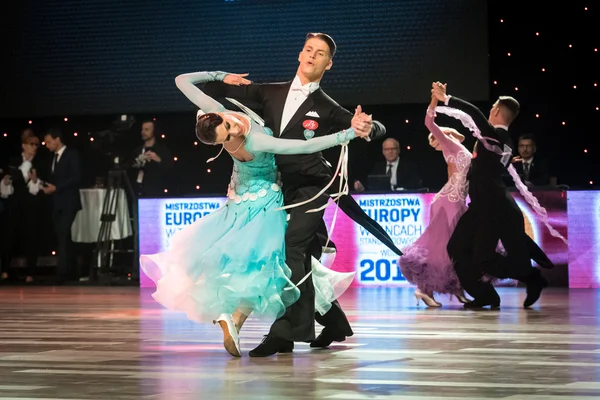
[359,259,404,282]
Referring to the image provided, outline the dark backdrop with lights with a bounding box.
[0,0,598,195]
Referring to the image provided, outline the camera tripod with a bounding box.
[90,166,138,285]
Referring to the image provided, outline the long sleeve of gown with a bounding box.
[424,108,460,152]
[246,129,356,155]
[175,71,228,113]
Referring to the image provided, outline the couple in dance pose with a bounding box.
[141,32,561,359]
[141,33,403,357]
[399,83,558,309]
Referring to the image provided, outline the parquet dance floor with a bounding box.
[0,286,599,399]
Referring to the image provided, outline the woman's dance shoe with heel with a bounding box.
[213,314,241,357]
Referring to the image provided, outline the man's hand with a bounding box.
[145,151,162,163]
[42,183,56,194]
[431,81,448,103]
[352,105,373,139]
[353,180,365,192]
[223,73,252,86]
[1,175,11,186]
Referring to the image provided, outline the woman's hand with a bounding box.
[223,73,252,86]
[352,105,372,139]
[428,92,438,111]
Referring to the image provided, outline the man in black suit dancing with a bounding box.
[204,33,402,356]
[431,83,548,309]
[42,128,82,283]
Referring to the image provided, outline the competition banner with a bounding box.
[139,191,570,288]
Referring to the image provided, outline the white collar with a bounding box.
[56,145,67,158]
[290,75,320,94]
[494,124,509,131]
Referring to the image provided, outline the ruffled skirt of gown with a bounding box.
[399,196,465,295]
[140,190,354,323]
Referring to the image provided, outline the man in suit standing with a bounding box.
[356,138,421,191]
[512,133,551,187]
[432,83,548,309]
[203,33,402,356]
[42,128,82,283]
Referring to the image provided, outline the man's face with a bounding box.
[297,37,333,81]
[382,140,400,162]
[518,139,535,159]
[141,122,154,141]
[44,134,58,152]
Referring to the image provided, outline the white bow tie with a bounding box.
[291,81,317,96]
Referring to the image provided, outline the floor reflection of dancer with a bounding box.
[399,94,471,307]
[140,71,363,357]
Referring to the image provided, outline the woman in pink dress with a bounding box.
[399,95,471,307]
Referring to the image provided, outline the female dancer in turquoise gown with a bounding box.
[140,71,362,357]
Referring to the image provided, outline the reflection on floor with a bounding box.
[0,286,598,399]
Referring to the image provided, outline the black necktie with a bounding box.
[386,164,393,176]
[523,162,530,179]
[52,152,58,173]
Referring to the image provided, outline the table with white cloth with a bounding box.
[71,188,133,243]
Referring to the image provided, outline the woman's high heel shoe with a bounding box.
[415,289,442,307]
[213,314,241,357]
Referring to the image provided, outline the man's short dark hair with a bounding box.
[46,128,64,141]
[497,96,520,124]
[141,119,157,133]
[305,32,336,58]
[518,133,537,144]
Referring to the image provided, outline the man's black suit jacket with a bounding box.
[131,141,174,197]
[203,81,385,190]
[370,158,422,190]
[446,96,514,209]
[46,147,82,214]
[513,157,551,186]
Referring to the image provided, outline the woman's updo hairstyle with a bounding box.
[196,113,223,144]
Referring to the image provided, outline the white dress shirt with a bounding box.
[280,75,320,135]
[0,177,13,198]
[0,153,42,198]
